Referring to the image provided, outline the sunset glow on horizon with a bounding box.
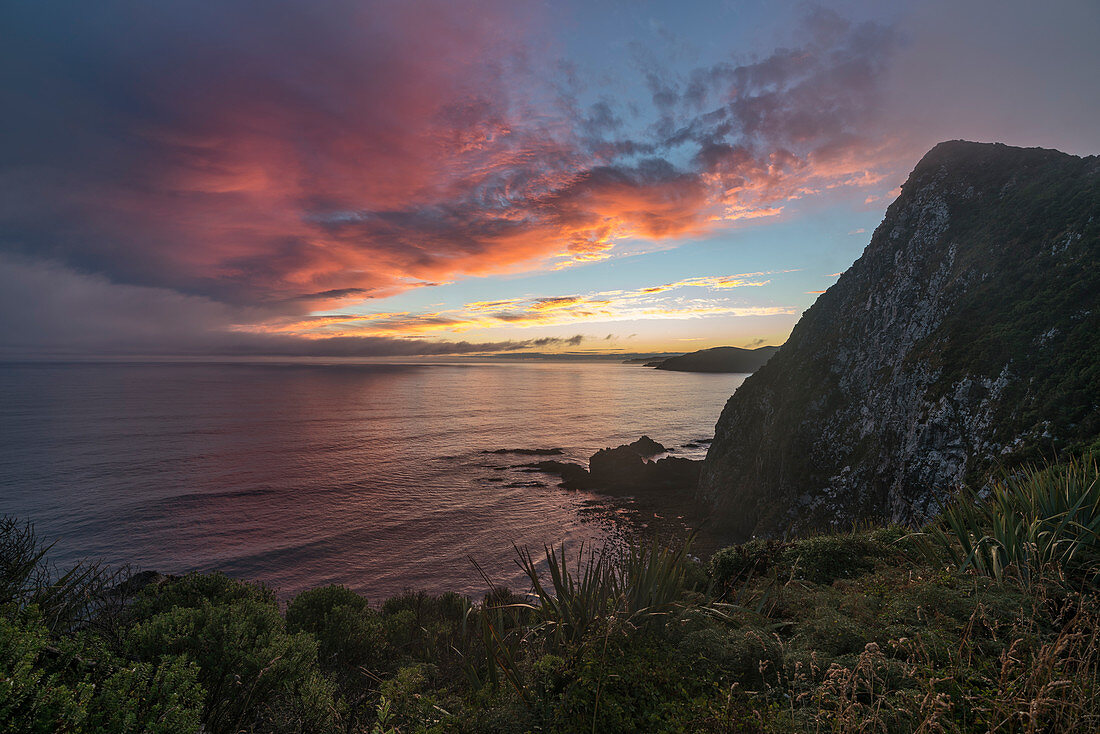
[2,0,1097,358]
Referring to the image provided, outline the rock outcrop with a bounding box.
[524,436,700,492]
[699,141,1100,540]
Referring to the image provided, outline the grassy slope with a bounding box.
[4,486,1099,733]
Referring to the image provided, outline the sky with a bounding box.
[1,0,1097,359]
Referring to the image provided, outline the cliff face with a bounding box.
[699,141,1100,540]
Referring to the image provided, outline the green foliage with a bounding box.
[676,625,781,686]
[709,528,904,593]
[0,611,204,734]
[286,584,385,673]
[708,537,783,589]
[921,456,1100,587]
[127,570,274,619]
[127,597,336,734]
[7,510,1100,732]
[81,657,204,734]
[0,613,93,733]
[779,534,879,585]
[546,635,707,734]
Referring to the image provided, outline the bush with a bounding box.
[127,571,274,620]
[0,612,204,734]
[677,625,781,686]
[780,534,878,585]
[286,584,389,682]
[708,538,783,590]
[127,597,336,734]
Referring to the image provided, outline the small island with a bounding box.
[643,345,780,373]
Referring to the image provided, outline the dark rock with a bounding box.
[518,437,701,493]
[589,444,700,492]
[521,460,593,489]
[648,456,702,488]
[589,445,649,488]
[627,435,666,456]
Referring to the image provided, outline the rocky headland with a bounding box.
[699,141,1100,539]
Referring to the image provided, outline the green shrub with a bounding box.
[780,534,878,585]
[708,538,783,590]
[127,571,274,620]
[0,612,204,734]
[82,657,204,734]
[0,613,92,733]
[377,663,444,729]
[676,625,781,686]
[127,597,336,734]
[548,636,705,733]
[286,584,389,687]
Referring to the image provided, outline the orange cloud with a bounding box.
[242,271,797,338]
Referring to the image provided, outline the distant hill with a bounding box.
[622,353,682,364]
[651,345,779,373]
[699,141,1100,540]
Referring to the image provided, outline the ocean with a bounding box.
[0,361,746,601]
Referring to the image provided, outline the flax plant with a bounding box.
[921,456,1100,587]
[514,536,696,652]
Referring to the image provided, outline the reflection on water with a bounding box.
[0,361,745,600]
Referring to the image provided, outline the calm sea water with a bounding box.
[0,361,745,601]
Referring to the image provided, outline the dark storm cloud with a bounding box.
[0,255,583,357]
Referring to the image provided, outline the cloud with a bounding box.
[248,271,797,337]
[10,2,1088,356]
[0,255,587,358]
[0,1,904,322]
[885,0,1100,158]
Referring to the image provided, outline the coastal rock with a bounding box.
[647,456,702,488]
[627,435,666,456]
[520,460,592,489]
[590,445,649,487]
[522,437,700,492]
[699,141,1100,539]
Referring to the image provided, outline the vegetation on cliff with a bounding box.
[2,457,1098,732]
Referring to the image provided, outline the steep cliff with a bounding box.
[699,141,1100,539]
